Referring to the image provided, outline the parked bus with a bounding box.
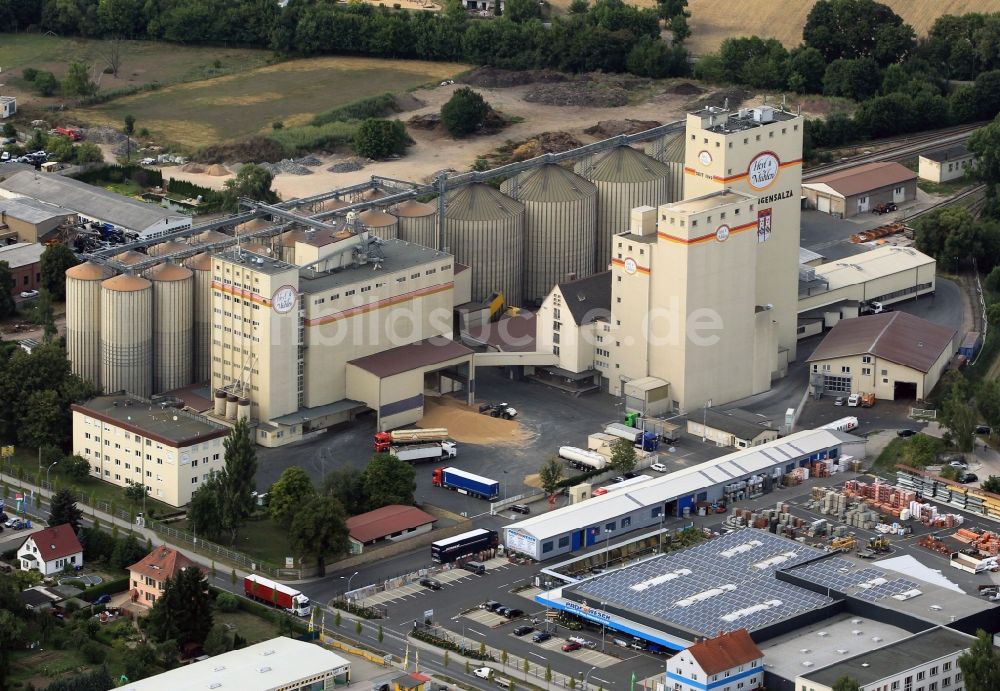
[431,528,499,564]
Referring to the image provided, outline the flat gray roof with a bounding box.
[299,238,451,294]
[0,242,44,268]
[216,248,296,276]
[921,144,970,163]
[0,197,73,224]
[72,394,228,447]
[798,627,975,687]
[0,170,189,232]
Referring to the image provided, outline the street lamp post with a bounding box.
[600,602,607,652]
[582,666,597,691]
[45,461,58,488]
[345,570,359,600]
[605,527,614,567]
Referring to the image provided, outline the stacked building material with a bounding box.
[842,479,918,518]
[845,502,879,530]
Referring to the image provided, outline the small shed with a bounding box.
[918,145,974,184]
[686,408,778,449]
[959,331,982,359]
[346,504,437,552]
[802,162,917,218]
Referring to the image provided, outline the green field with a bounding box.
[79,55,465,148]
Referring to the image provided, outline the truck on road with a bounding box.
[820,416,859,432]
[559,446,608,471]
[604,423,659,451]
[432,467,499,500]
[374,427,448,452]
[391,441,457,462]
[243,574,311,616]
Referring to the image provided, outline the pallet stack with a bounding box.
[817,489,850,518]
[842,479,918,518]
[953,529,1000,556]
[919,535,952,555]
[845,502,880,530]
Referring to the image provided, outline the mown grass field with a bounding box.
[77,56,465,148]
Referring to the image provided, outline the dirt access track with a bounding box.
[162,74,738,199]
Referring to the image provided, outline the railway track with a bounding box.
[804,122,984,180]
[904,184,988,222]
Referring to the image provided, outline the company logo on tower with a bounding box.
[623,258,638,274]
[747,151,780,190]
[757,208,772,244]
[715,224,730,242]
[698,150,713,166]
[271,285,298,314]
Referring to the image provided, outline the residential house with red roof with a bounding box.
[17,524,83,576]
[666,629,764,691]
[128,545,201,606]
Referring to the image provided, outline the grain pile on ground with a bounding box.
[584,119,662,138]
[460,67,566,88]
[418,396,531,446]
[181,163,206,173]
[525,81,629,108]
[206,164,229,176]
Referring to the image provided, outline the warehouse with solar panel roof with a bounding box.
[535,528,998,661]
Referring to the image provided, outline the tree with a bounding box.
[568,0,588,14]
[1,122,15,138]
[323,466,368,515]
[146,566,213,647]
[222,163,279,211]
[74,141,104,164]
[609,437,637,474]
[977,379,1000,433]
[539,457,564,496]
[99,36,125,78]
[803,0,914,66]
[187,472,224,540]
[504,0,540,23]
[899,434,941,469]
[0,609,26,687]
[40,243,79,300]
[48,488,84,533]
[63,61,97,97]
[958,629,1000,691]
[441,87,491,138]
[353,118,411,160]
[62,453,92,481]
[33,71,58,96]
[968,113,1000,191]
[123,114,136,161]
[124,479,147,513]
[219,418,258,545]
[0,262,16,318]
[32,288,58,343]
[823,57,882,101]
[982,476,1000,493]
[109,533,147,570]
[831,677,861,691]
[203,623,233,656]
[364,453,416,508]
[21,389,64,449]
[788,46,827,93]
[942,391,977,452]
[268,466,316,529]
[669,13,690,44]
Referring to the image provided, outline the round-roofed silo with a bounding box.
[65,261,113,386]
[501,164,597,304]
[361,187,387,202]
[574,146,672,271]
[316,197,348,213]
[643,131,685,202]
[146,240,187,257]
[147,263,194,394]
[393,200,437,248]
[113,250,147,267]
[101,274,153,397]
[189,228,229,246]
[359,209,398,240]
[184,252,213,384]
[441,183,525,306]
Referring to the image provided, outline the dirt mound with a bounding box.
[85,126,127,145]
[195,136,287,164]
[503,131,584,162]
[206,164,229,176]
[181,163,206,173]
[669,82,704,96]
[260,159,313,176]
[393,93,426,112]
[327,157,366,173]
[584,119,662,138]
[418,396,531,446]
[460,67,567,88]
[689,87,751,111]
[408,113,442,130]
[525,81,628,108]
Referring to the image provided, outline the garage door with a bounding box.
[817,196,831,213]
[857,196,870,213]
[893,186,906,203]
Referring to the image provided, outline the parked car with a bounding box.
[976,425,991,435]
[847,393,861,407]
[960,473,978,483]
[873,202,898,214]
[611,476,626,484]
[0,152,9,162]
[93,593,112,605]
[650,462,668,473]
[139,157,156,165]
[20,290,38,298]
[481,600,501,611]
[3,517,16,528]
[949,460,968,470]
[896,429,917,438]
[473,667,492,679]
[495,607,510,617]
[532,632,552,643]
[510,504,530,515]
[419,577,442,590]
[834,396,846,406]
[623,472,638,479]
[513,625,534,636]
[562,641,582,652]
[503,608,523,619]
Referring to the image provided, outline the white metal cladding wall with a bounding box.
[397,211,438,249]
[589,176,671,272]
[503,188,597,304]
[149,266,194,394]
[65,263,111,387]
[445,213,525,307]
[101,277,153,398]
[185,254,213,384]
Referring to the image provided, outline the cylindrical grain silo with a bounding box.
[501,164,597,304]
[574,146,672,272]
[393,200,437,248]
[214,390,227,416]
[226,394,238,420]
[113,250,147,267]
[184,253,213,384]
[643,132,685,203]
[361,187,386,202]
[243,241,271,256]
[101,274,153,397]
[441,183,525,306]
[359,209,398,240]
[190,228,229,246]
[234,217,271,235]
[65,261,114,386]
[146,240,187,257]
[237,398,250,422]
[147,263,194,394]
[315,197,348,214]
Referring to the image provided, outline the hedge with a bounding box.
[79,575,130,602]
[410,628,494,660]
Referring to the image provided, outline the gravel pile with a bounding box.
[260,159,313,175]
[327,158,366,173]
[524,82,628,108]
[85,126,127,144]
[460,67,566,88]
[112,138,140,156]
[294,155,323,167]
